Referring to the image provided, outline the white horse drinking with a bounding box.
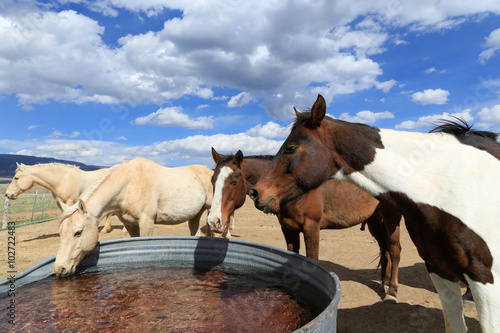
[53,157,214,277]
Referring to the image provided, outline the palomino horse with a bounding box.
[208,148,402,302]
[250,94,500,332]
[5,163,114,232]
[53,157,214,277]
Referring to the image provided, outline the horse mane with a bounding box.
[429,117,499,141]
[58,162,124,223]
[17,162,81,172]
[216,153,273,167]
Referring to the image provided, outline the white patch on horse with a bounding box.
[334,129,500,330]
[207,166,233,229]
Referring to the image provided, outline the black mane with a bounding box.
[217,153,273,167]
[429,117,499,141]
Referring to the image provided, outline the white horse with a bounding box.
[5,163,114,231]
[53,157,214,277]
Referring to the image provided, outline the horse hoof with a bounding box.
[383,285,389,293]
[383,294,397,303]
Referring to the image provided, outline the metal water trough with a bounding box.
[0,236,341,332]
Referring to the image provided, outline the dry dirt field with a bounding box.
[2,200,480,332]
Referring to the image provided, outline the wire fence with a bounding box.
[0,181,60,230]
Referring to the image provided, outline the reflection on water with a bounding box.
[2,267,319,332]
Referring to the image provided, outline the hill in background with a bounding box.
[0,154,104,177]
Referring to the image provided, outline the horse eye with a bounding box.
[74,230,83,237]
[285,145,297,154]
[230,181,237,185]
[14,177,18,180]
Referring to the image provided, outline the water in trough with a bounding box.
[3,266,320,332]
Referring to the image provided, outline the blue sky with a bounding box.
[1,0,500,168]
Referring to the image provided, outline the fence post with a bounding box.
[2,198,8,229]
[31,190,38,223]
[42,193,45,220]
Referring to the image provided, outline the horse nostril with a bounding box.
[248,188,259,202]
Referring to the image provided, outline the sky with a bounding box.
[1,0,500,168]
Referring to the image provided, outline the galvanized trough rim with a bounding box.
[0,236,341,332]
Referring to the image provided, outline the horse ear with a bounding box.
[235,150,244,166]
[77,199,87,214]
[309,94,326,128]
[294,107,301,117]
[60,201,70,211]
[211,147,222,164]
[16,162,20,167]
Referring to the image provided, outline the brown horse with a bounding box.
[250,94,500,332]
[207,148,402,302]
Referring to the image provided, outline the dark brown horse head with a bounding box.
[250,94,381,214]
[207,148,247,233]
[249,95,337,214]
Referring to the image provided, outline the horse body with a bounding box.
[208,148,402,301]
[53,157,213,277]
[250,94,500,332]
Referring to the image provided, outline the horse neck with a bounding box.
[241,157,272,190]
[83,167,125,220]
[24,165,81,196]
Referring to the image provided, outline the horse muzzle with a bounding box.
[249,189,279,215]
[53,263,75,277]
[207,218,224,233]
[5,193,17,200]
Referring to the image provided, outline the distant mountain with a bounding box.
[0,154,104,177]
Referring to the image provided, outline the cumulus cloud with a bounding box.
[6,0,493,119]
[411,89,450,105]
[227,92,253,108]
[477,105,500,127]
[479,28,500,64]
[245,122,290,139]
[395,109,473,130]
[133,106,214,129]
[339,110,395,124]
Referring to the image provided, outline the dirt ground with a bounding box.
[2,200,480,332]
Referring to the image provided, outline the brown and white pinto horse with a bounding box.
[250,94,500,332]
[207,148,403,302]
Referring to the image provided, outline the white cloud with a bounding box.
[133,106,214,129]
[395,109,473,130]
[27,125,40,130]
[227,92,253,108]
[47,130,81,138]
[411,88,450,105]
[115,136,127,141]
[424,67,436,74]
[1,0,499,121]
[479,28,500,64]
[340,110,395,124]
[477,105,500,125]
[245,122,290,139]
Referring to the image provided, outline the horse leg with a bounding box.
[366,209,400,303]
[188,210,204,236]
[121,221,140,237]
[278,216,301,254]
[100,214,113,234]
[429,273,467,333]
[379,204,401,303]
[465,277,500,332]
[302,218,320,262]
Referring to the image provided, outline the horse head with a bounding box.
[5,163,34,199]
[249,95,335,214]
[207,148,246,235]
[53,199,99,277]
